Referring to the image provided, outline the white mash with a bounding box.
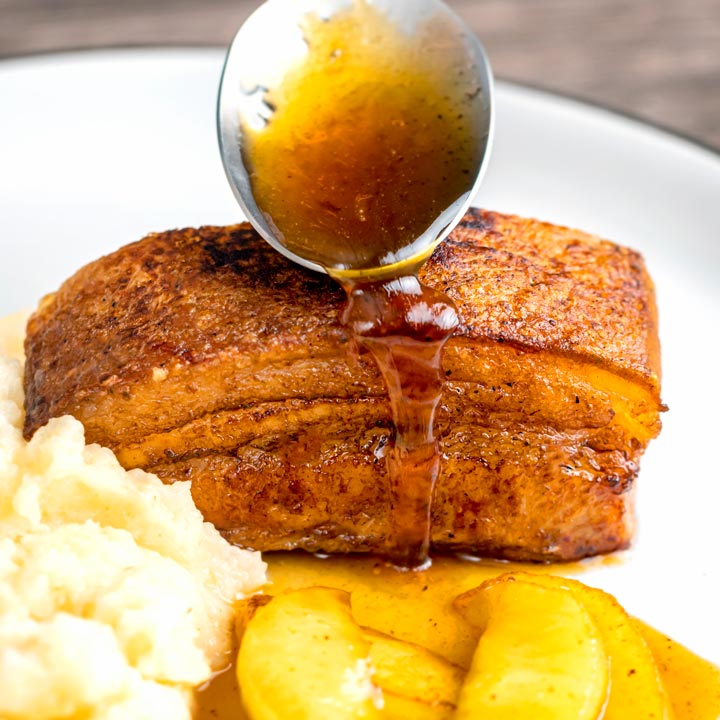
[0,323,266,719]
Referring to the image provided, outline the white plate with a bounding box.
[1,48,719,663]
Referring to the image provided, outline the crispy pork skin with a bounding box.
[23,209,663,561]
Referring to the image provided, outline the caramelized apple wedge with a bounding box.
[453,575,609,720]
[237,587,380,720]
[481,573,673,719]
[362,627,463,717]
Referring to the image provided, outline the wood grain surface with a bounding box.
[1,0,719,149]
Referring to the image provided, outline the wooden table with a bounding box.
[1,0,719,149]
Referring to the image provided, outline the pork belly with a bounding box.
[23,209,664,561]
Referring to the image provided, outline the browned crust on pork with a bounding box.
[22,209,663,561]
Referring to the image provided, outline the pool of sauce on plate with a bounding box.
[241,0,486,567]
[195,553,720,720]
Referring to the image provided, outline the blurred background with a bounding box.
[1,0,718,148]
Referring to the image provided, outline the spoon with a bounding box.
[217,0,494,277]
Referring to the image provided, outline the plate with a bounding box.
[1,48,719,662]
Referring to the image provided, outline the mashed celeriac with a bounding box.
[0,338,266,719]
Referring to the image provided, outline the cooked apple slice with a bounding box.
[453,575,609,720]
[569,587,673,720]
[362,627,462,717]
[489,573,673,720]
[237,587,381,720]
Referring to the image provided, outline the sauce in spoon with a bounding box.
[241,0,486,276]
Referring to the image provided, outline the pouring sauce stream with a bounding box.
[342,276,458,566]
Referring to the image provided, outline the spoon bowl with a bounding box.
[217,0,494,276]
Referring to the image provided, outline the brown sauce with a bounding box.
[241,0,486,568]
[196,552,720,719]
[241,0,485,276]
[342,276,457,567]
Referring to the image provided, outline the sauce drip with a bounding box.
[241,0,486,567]
[342,276,457,567]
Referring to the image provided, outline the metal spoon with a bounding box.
[217,0,494,275]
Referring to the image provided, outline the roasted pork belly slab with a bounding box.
[23,209,664,561]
